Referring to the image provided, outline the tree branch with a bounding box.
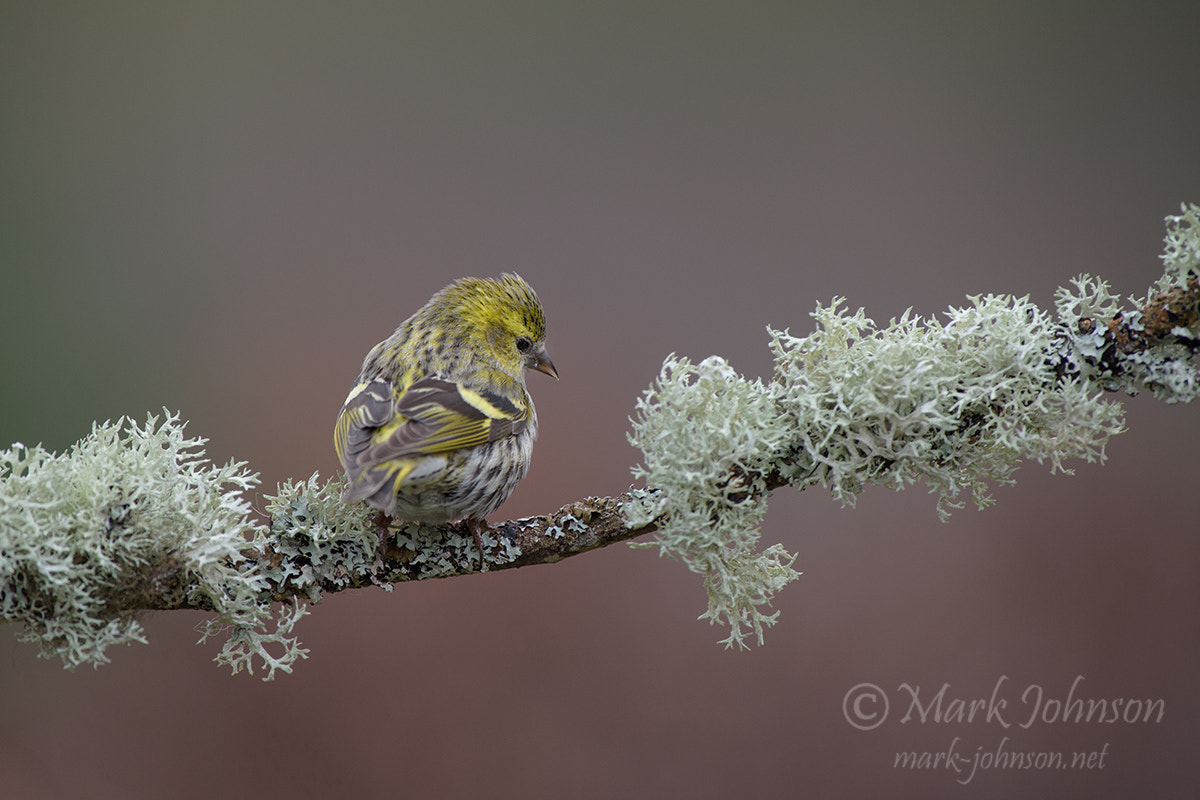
[4,203,1197,676]
[258,494,660,604]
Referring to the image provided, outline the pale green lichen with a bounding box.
[1055,274,1124,324]
[390,524,482,575]
[0,412,308,679]
[771,295,1125,515]
[625,205,1200,648]
[258,473,380,598]
[197,598,309,681]
[625,355,800,649]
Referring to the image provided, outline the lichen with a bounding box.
[770,294,1125,516]
[0,411,280,671]
[257,473,379,600]
[197,597,309,681]
[1049,205,1200,403]
[625,355,800,649]
[1159,202,1200,291]
[622,203,1200,648]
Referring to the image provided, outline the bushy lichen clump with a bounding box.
[626,204,1198,648]
[257,474,380,601]
[0,412,306,679]
[770,295,1126,515]
[625,356,799,649]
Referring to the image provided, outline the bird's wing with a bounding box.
[335,376,528,478]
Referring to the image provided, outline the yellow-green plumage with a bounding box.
[334,274,557,528]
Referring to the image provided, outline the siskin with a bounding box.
[334,274,558,567]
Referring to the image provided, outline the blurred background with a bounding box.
[2,3,1198,797]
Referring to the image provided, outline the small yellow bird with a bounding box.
[334,274,557,566]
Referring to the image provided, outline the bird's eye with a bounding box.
[516,336,532,353]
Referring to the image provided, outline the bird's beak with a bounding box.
[528,346,559,380]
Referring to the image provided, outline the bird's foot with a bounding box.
[462,518,489,572]
[373,510,394,561]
